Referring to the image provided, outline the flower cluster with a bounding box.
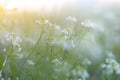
[51,23,76,50]
[101,58,120,75]
[5,32,22,52]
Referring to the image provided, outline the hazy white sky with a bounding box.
[0,0,67,10]
[0,0,120,11]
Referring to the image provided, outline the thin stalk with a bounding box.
[17,24,44,75]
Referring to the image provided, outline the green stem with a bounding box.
[17,25,44,75]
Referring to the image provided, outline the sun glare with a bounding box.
[0,0,66,11]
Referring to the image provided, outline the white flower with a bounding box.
[16,77,19,80]
[61,29,69,35]
[72,69,78,76]
[66,16,72,20]
[82,70,89,79]
[5,33,22,52]
[52,58,62,65]
[116,68,120,74]
[1,78,4,80]
[72,68,89,80]
[66,16,77,22]
[81,19,96,28]
[83,58,92,65]
[101,64,106,68]
[5,33,22,46]
[27,60,35,65]
[102,58,120,75]
[73,18,77,22]
[12,36,22,47]
[55,25,61,32]
[35,19,41,24]
[3,48,6,52]
[44,20,49,24]
[8,78,11,80]
[61,29,69,40]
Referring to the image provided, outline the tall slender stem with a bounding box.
[18,23,44,75]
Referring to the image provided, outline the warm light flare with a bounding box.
[1,0,120,11]
[0,0,66,11]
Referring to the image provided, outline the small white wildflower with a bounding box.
[5,33,22,47]
[66,16,72,20]
[27,60,35,65]
[52,59,62,65]
[63,42,70,50]
[72,69,77,76]
[12,36,22,47]
[1,78,4,80]
[64,35,68,40]
[87,60,92,65]
[73,18,77,22]
[5,33,22,52]
[61,29,69,35]
[101,64,106,68]
[18,47,22,52]
[83,58,92,65]
[81,19,96,28]
[66,16,77,22]
[8,77,11,80]
[55,25,61,32]
[105,58,109,63]
[61,29,69,40]
[44,20,49,24]
[16,77,19,80]
[82,70,89,79]
[35,20,41,24]
[3,48,6,52]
